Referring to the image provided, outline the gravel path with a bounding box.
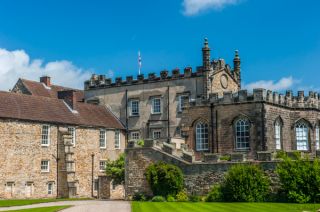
[0,200,131,212]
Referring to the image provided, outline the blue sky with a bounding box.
[0,0,319,92]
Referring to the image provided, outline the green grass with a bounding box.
[1,205,71,212]
[0,198,90,207]
[132,202,320,212]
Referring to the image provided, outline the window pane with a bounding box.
[195,122,209,151]
[235,119,250,150]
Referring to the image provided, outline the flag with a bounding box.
[138,51,142,75]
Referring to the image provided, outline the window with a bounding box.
[41,125,50,146]
[66,162,75,172]
[99,160,106,172]
[316,126,320,150]
[296,122,309,150]
[275,121,282,150]
[152,130,161,139]
[151,97,161,114]
[99,129,106,148]
[41,160,49,172]
[48,183,53,195]
[68,127,76,146]
[178,95,189,112]
[94,179,99,191]
[130,100,139,116]
[131,131,140,140]
[115,130,120,149]
[235,119,250,150]
[196,122,209,151]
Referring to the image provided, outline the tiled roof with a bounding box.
[20,79,84,102]
[0,91,124,129]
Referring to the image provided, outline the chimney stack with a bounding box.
[58,90,77,111]
[40,76,51,87]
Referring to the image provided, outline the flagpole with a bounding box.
[138,51,142,75]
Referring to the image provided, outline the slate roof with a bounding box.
[19,79,84,102]
[0,91,124,129]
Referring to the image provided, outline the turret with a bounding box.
[233,50,241,88]
[202,38,211,71]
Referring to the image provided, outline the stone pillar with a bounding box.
[98,176,111,199]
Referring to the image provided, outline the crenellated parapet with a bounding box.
[84,67,202,90]
[187,88,320,109]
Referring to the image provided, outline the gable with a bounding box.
[209,69,239,97]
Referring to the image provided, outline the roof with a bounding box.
[0,91,124,129]
[19,79,84,102]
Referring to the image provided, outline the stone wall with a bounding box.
[0,118,125,199]
[125,146,278,198]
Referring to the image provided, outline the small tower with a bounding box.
[233,50,241,88]
[202,38,211,71]
[202,38,211,99]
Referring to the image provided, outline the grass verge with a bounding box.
[2,205,71,212]
[132,202,320,212]
[0,198,90,207]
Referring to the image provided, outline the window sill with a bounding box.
[41,144,50,147]
[234,149,250,152]
[129,115,140,118]
[151,113,161,115]
[100,147,107,150]
[41,171,50,173]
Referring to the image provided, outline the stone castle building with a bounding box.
[84,38,240,145]
[0,77,125,199]
[85,39,320,161]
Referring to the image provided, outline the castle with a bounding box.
[1,38,320,199]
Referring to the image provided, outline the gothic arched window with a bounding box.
[235,119,250,150]
[295,121,309,150]
[195,122,209,151]
[274,120,282,150]
[316,125,320,150]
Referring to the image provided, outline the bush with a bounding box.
[145,162,184,197]
[220,155,231,161]
[176,190,189,202]
[137,139,144,147]
[276,155,320,203]
[151,196,166,202]
[105,153,125,185]
[132,192,147,201]
[189,195,202,202]
[221,164,270,202]
[205,185,223,202]
[167,195,176,202]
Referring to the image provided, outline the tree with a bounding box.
[105,153,125,185]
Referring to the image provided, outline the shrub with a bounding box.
[220,155,231,161]
[221,164,270,202]
[276,155,320,203]
[167,195,176,202]
[137,139,144,147]
[145,162,184,197]
[205,185,223,202]
[132,192,147,201]
[176,190,189,202]
[189,195,202,202]
[105,153,125,185]
[151,196,166,202]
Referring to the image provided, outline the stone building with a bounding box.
[0,78,126,199]
[84,39,241,144]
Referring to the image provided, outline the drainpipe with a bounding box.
[91,153,95,198]
[261,103,265,151]
[210,103,214,153]
[125,89,128,146]
[216,109,219,153]
[167,86,170,142]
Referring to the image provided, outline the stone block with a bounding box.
[182,150,194,163]
[257,151,274,161]
[144,139,154,148]
[162,142,175,154]
[203,154,220,163]
[230,153,245,162]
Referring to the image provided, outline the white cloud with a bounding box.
[182,0,241,16]
[244,76,296,91]
[0,48,93,91]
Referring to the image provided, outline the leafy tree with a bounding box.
[145,162,184,197]
[277,155,320,203]
[105,153,125,185]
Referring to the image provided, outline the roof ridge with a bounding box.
[20,78,82,91]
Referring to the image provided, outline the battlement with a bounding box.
[84,67,203,90]
[189,89,320,109]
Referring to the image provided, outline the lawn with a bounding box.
[1,206,71,212]
[0,198,89,207]
[132,202,320,212]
